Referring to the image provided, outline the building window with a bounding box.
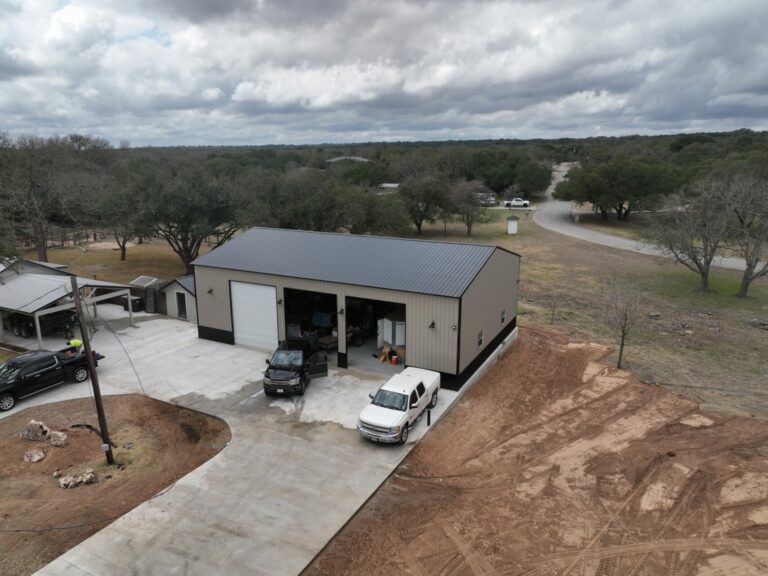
[477,331,484,348]
[501,309,506,324]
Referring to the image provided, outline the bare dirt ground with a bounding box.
[0,394,230,576]
[305,326,768,576]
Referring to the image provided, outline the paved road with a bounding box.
[533,164,745,271]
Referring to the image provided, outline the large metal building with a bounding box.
[193,228,520,388]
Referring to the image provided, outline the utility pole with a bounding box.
[70,276,114,465]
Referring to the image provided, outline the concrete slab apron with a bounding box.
[36,388,402,575]
[33,309,458,576]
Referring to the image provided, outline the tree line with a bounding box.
[0,133,553,274]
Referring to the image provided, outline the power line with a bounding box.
[79,297,146,397]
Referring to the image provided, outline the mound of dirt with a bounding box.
[0,394,230,576]
[304,325,768,576]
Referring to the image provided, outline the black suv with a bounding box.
[8,310,78,339]
[263,339,328,396]
[0,348,96,411]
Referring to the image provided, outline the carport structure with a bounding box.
[193,227,521,388]
[0,264,133,347]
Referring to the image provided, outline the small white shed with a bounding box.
[506,215,519,235]
[161,275,197,323]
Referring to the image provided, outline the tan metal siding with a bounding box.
[161,286,197,323]
[194,266,460,374]
[459,249,520,373]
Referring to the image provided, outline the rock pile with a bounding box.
[58,468,98,489]
[20,420,69,451]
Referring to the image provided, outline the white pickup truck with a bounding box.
[505,197,530,208]
[358,367,440,444]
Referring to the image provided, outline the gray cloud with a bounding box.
[0,0,766,145]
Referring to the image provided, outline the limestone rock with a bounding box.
[59,475,80,489]
[50,431,68,447]
[81,469,97,484]
[20,420,50,441]
[24,448,46,463]
[52,468,62,478]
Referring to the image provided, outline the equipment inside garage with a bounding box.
[345,297,405,370]
[284,288,337,349]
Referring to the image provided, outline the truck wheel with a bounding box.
[73,367,89,383]
[297,377,306,396]
[429,391,438,409]
[398,425,409,445]
[11,324,20,337]
[0,393,16,411]
[20,326,30,338]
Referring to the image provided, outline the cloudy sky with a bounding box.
[1,0,766,146]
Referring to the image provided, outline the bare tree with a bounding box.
[649,177,733,291]
[603,277,643,369]
[730,175,768,298]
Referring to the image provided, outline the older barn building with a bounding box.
[193,228,520,388]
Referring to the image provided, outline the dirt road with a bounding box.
[304,326,768,575]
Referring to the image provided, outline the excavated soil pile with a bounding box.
[0,394,230,576]
[305,326,768,576]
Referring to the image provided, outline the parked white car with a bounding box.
[505,198,530,208]
[358,367,441,444]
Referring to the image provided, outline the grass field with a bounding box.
[26,241,192,284]
[572,211,648,240]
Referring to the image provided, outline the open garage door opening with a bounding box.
[344,297,404,376]
[283,288,338,352]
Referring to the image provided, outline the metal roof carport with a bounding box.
[0,272,134,348]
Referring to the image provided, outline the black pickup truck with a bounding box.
[263,338,328,396]
[0,348,101,411]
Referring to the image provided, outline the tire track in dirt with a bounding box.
[516,537,768,574]
[403,381,672,495]
[621,471,706,576]
[549,455,667,576]
[437,518,500,576]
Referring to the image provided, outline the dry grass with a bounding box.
[572,211,649,240]
[26,241,202,284]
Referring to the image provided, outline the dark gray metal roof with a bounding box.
[193,228,498,298]
[176,275,196,296]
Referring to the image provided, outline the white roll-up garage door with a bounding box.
[231,282,278,350]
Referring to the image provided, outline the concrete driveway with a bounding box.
[1,305,457,575]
